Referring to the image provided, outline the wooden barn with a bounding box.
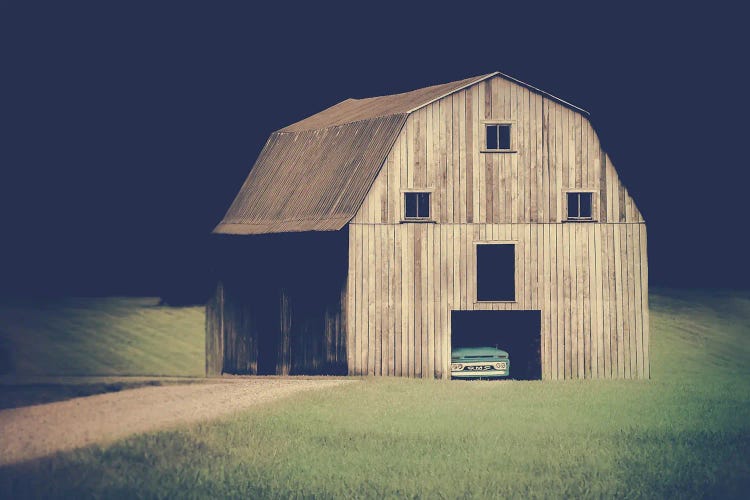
[207,71,649,380]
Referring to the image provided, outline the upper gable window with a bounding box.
[404,192,430,220]
[567,192,593,220]
[486,124,512,151]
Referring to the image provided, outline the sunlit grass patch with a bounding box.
[0,297,204,377]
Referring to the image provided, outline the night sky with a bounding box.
[2,2,748,299]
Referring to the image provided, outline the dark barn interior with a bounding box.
[206,230,348,376]
[451,310,542,380]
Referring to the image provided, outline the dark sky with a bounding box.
[1,2,748,297]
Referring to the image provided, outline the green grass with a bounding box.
[1,289,749,498]
[0,297,204,377]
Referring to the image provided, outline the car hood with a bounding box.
[452,347,509,360]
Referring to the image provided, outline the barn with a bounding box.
[206,71,649,380]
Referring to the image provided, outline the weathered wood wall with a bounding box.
[347,75,648,379]
[206,232,348,376]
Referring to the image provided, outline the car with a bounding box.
[451,346,510,379]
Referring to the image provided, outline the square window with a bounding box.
[476,244,515,301]
[404,192,430,219]
[486,124,511,150]
[567,192,593,220]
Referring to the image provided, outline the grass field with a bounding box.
[0,297,204,377]
[1,289,749,498]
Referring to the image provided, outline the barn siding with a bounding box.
[348,222,648,379]
[348,75,648,379]
[353,80,643,226]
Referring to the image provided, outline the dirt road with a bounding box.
[0,378,354,466]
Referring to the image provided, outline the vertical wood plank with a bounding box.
[461,224,469,311]
[562,224,572,378]
[529,92,538,222]
[415,224,424,377]
[567,110,576,196]
[433,223,442,378]
[452,95,460,224]
[548,223,557,379]
[600,223,611,378]
[360,223,368,374]
[426,103,433,189]
[613,224,625,377]
[576,224,591,378]
[417,223,426,377]
[456,224,464,310]
[458,92,467,224]
[592,224,603,379]
[640,224,650,379]
[348,226,358,374]
[626,223,638,378]
[394,224,402,376]
[561,109,570,210]
[523,86,532,223]
[555,105,563,222]
[510,84,520,222]
[427,223,435,377]
[414,109,424,188]
[441,224,450,379]
[384,224,393,375]
[632,223,644,379]
[580,114,588,191]
[368,224,376,375]
[451,94,459,222]
[374,223,382,375]
[390,142,399,223]
[541,223,551,379]
[439,100,448,223]
[465,90,474,223]
[607,224,619,377]
[400,224,408,376]
[539,99,553,222]
[599,147,607,223]
[406,223,414,376]
[587,224,597,378]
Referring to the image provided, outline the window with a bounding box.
[404,192,430,220]
[476,244,515,301]
[486,124,511,150]
[567,192,593,220]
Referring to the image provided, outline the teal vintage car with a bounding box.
[451,346,510,379]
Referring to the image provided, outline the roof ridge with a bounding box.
[276,113,408,135]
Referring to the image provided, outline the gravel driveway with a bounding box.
[0,378,354,466]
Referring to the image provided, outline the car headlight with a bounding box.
[451,363,464,371]
[494,362,507,370]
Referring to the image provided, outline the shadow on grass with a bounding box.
[0,380,205,410]
[613,429,750,498]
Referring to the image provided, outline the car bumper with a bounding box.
[451,369,510,378]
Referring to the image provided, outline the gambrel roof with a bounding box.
[214,72,585,235]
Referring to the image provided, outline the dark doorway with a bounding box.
[451,310,541,380]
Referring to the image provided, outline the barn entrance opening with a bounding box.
[451,310,541,380]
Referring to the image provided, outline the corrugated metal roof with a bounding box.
[281,73,495,132]
[214,114,407,235]
[214,72,586,235]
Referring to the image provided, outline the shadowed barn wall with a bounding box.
[206,231,348,376]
